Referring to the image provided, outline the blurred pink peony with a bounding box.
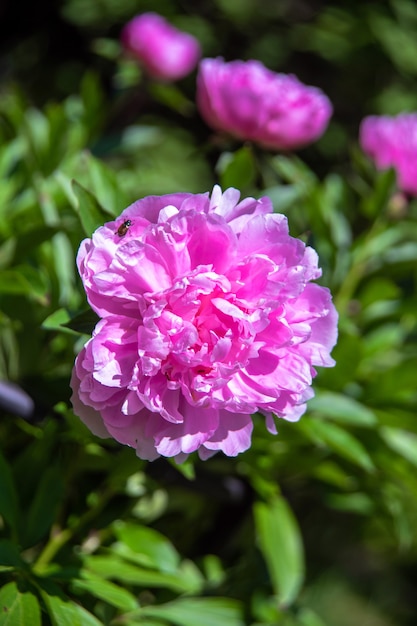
[121,12,201,81]
[196,58,332,151]
[71,186,338,461]
[359,113,417,196]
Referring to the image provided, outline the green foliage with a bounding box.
[1,2,417,625]
[254,497,305,608]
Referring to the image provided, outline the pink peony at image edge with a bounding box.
[359,112,417,196]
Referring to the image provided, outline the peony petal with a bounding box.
[202,411,253,456]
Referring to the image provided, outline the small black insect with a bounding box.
[116,219,132,237]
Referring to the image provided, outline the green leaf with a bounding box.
[124,622,166,626]
[254,496,305,608]
[0,581,41,626]
[297,607,328,626]
[14,265,48,303]
[49,232,76,305]
[375,408,417,432]
[308,391,377,427]
[263,184,306,213]
[326,492,374,515]
[71,573,138,611]
[84,554,203,593]
[91,38,121,60]
[271,154,316,186]
[0,540,25,569]
[298,418,375,472]
[10,226,57,263]
[218,146,256,190]
[86,155,128,217]
[41,309,79,335]
[0,451,19,531]
[312,461,356,490]
[383,242,417,265]
[0,270,33,295]
[201,554,225,586]
[71,179,106,236]
[69,605,103,626]
[80,72,106,136]
[0,137,25,179]
[139,597,244,626]
[23,108,49,173]
[361,167,396,218]
[352,225,405,265]
[370,14,417,75]
[360,277,400,309]
[149,83,194,116]
[126,622,166,626]
[39,579,102,626]
[168,456,195,480]
[380,427,417,468]
[113,521,180,573]
[22,466,64,548]
[62,308,100,335]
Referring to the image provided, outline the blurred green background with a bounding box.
[0,1,416,625]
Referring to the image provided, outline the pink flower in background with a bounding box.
[121,12,201,81]
[71,186,338,461]
[359,113,417,196]
[197,58,333,151]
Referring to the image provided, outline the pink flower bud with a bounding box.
[121,12,201,81]
[197,58,333,151]
[359,113,417,196]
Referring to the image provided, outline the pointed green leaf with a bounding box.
[23,465,64,548]
[71,573,138,611]
[361,167,396,218]
[218,146,256,190]
[297,607,328,626]
[39,579,101,626]
[70,605,103,626]
[326,492,374,514]
[271,154,316,186]
[11,226,57,263]
[254,496,305,608]
[87,155,128,217]
[113,521,180,573]
[62,308,100,335]
[263,184,306,212]
[139,597,244,626]
[0,270,32,295]
[84,554,202,593]
[41,309,79,335]
[308,391,377,427]
[149,82,194,115]
[0,581,41,626]
[71,180,106,236]
[299,418,375,472]
[381,427,417,468]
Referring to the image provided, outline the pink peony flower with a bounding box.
[196,58,333,151]
[71,186,338,462]
[121,12,201,81]
[359,113,417,196]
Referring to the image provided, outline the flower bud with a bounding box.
[121,12,201,81]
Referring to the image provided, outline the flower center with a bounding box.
[147,275,258,396]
